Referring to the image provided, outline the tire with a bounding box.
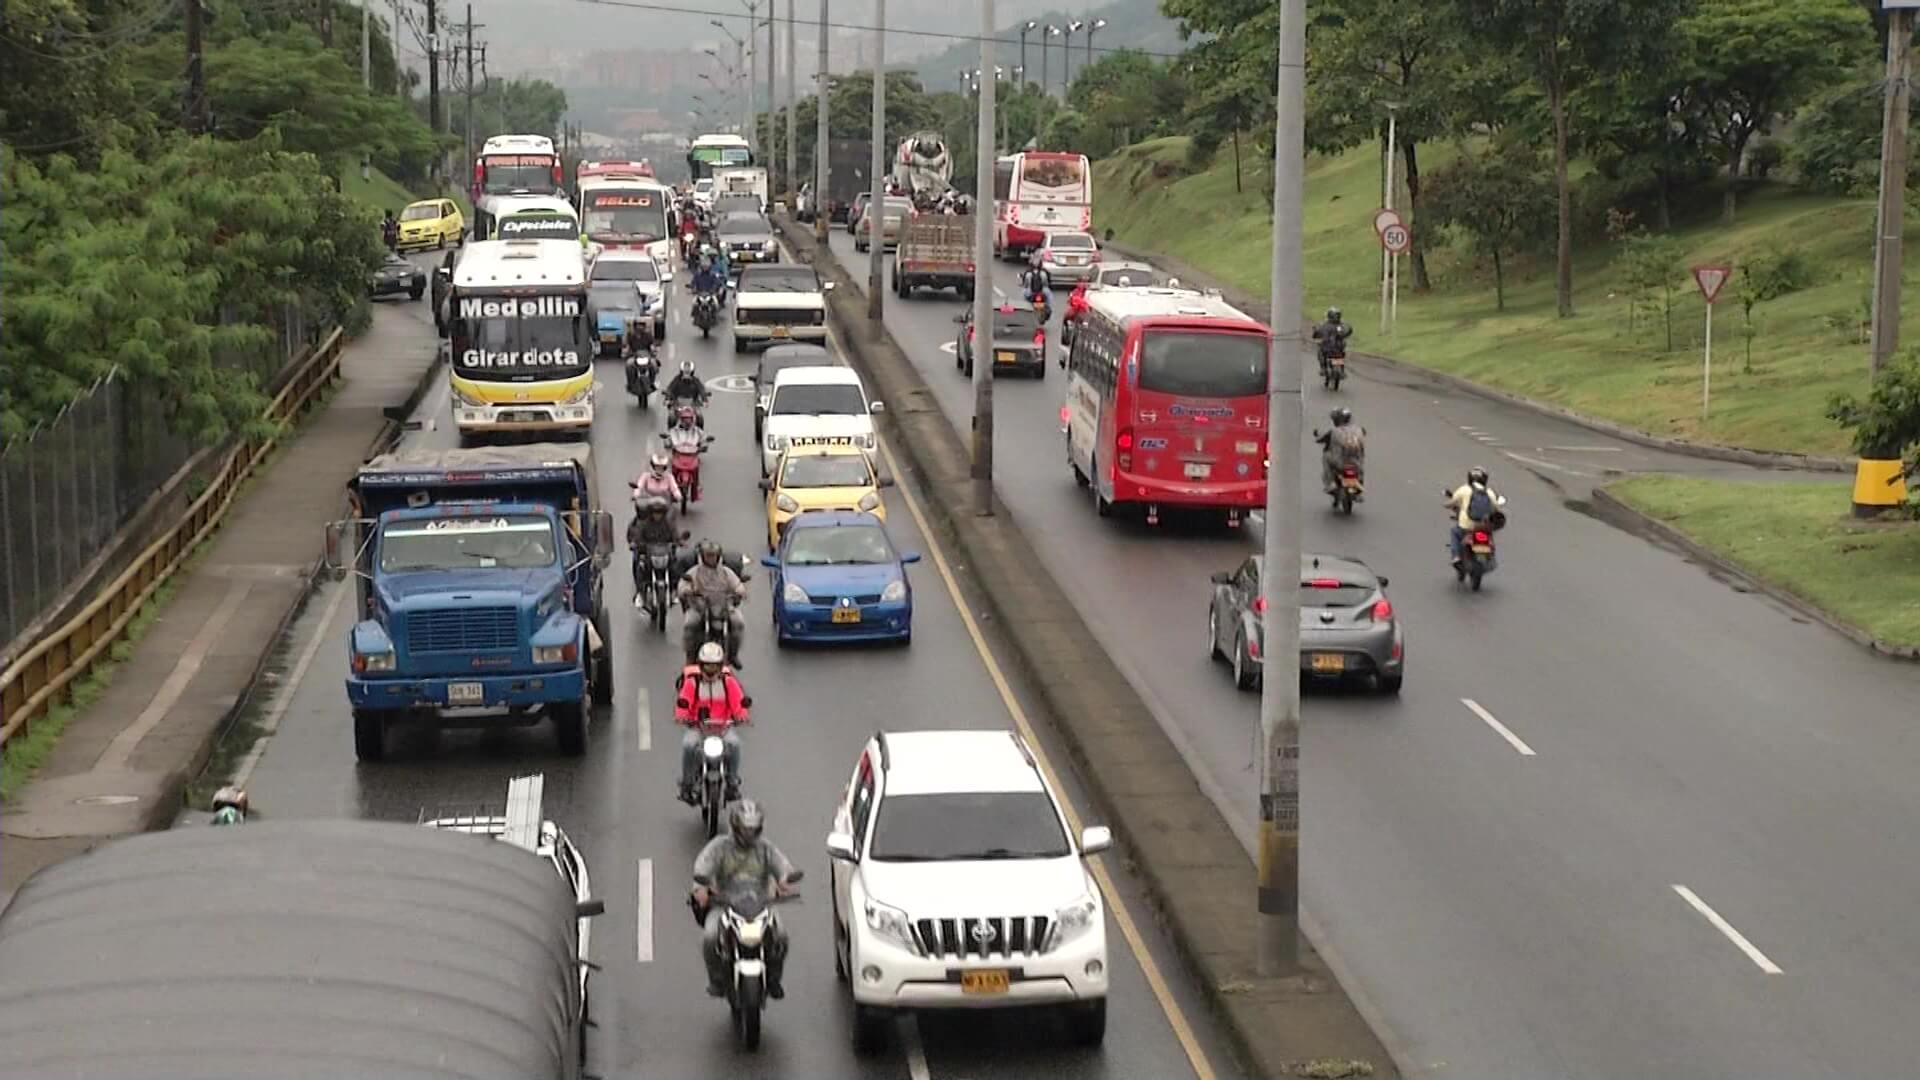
[851,1003,890,1055]
[591,618,614,707]
[553,697,588,756]
[1379,673,1404,695]
[1470,568,1484,592]
[1232,634,1259,691]
[1066,999,1107,1047]
[1034,360,1046,380]
[704,780,724,838]
[1091,458,1111,517]
[738,1003,762,1050]
[1207,606,1222,660]
[352,709,387,762]
[1340,490,1355,515]
[832,892,850,982]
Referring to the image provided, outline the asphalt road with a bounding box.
[822,228,1920,1080]
[234,248,1242,1080]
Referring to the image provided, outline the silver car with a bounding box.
[587,251,666,339]
[1038,231,1100,284]
[1207,553,1405,694]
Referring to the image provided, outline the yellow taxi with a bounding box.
[759,443,892,550]
[396,198,466,252]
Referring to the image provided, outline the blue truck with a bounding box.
[327,444,617,761]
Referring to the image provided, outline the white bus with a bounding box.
[993,151,1092,260]
[687,133,753,180]
[575,166,674,265]
[472,133,564,240]
[443,239,595,443]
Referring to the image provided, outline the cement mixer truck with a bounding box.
[891,132,953,202]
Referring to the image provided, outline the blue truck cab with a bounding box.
[327,444,616,762]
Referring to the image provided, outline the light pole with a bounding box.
[1086,17,1106,71]
[814,0,829,239]
[1042,24,1058,100]
[867,0,886,320]
[970,0,997,517]
[766,0,777,189]
[785,0,796,204]
[712,16,753,149]
[1063,20,1083,99]
[1019,20,1036,89]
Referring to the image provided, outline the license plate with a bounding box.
[600,332,619,341]
[996,351,1017,364]
[831,606,862,624]
[1471,544,1493,555]
[772,326,790,338]
[1331,358,1346,368]
[448,682,484,704]
[1309,653,1344,673]
[1341,477,1361,489]
[1184,462,1212,480]
[960,969,1010,994]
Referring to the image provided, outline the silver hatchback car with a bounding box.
[1207,553,1405,694]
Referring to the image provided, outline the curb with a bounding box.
[777,217,1397,1078]
[1097,239,1854,474]
[1589,486,1920,662]
[149,353,447,828]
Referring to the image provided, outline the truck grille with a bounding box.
[741,307,822,326]
[406,607,518,653]
[913,915,1051,958]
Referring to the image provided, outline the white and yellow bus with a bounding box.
[443,239,595,443]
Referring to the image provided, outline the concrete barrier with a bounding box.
[776,216,1396,1078]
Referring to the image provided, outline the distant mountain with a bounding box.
[905,0,1185,93]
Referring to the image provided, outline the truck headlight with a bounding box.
[452,385,486,407]
[561,386,593,406]
[782,581,809,605]
[1051,894,1099,949]
[856,491,881,512]
[356,650,396,672]
[774,493,800,513]
[880,579,906,603]
[864,898,915,951]
[533,643,578,664]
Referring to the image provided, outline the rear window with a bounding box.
[1049,233,1094,249]
[993,309,1041,334]
[741,268,821,293]
[1301,581,1374,607]
[1138,330,1267,398]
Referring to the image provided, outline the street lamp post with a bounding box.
[1086,17,1106,70]
[970,0,997,517]
[712,15,754,150]
[1019,20,1036,89]
[867,0,885,320]
[1063,21,1082,98]
[1042,25,1059,100]
[815,0,829,240]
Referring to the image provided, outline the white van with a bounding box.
[760,366,883,477]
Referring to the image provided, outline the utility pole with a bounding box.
[361,0,372,181]
[867,0,886,320]
[767,0,779,190]
[1020,21,1035,89]
[1041,25,1053,102]
[815,0,830,241]
[427,0,442,182]
[461,8,484,181]
[786,0,797,204]
[318,0,334,48]
[971,0,997,517]
[1871,4,1914,376]
[1257,0,1307,977]
[392,0,405,99]
[184,0,207,134]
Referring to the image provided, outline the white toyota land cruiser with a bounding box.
[760,365,882,476]
[828,729,1112,1052]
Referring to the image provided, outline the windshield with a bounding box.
[694,179,714,193]
[771,383,865,416]
[741,268,820,293]
[592,258,659,283]
[588,283,642,312]
[782,454,871,488]
[582,190,666,241]
[718,215,767,237]
[784,523,892,565]
[869,791,1070,861]
[1138,330,1267,398]
[1049,233,1094,249]
[497,214,577,241]
[380,514,558,571]
[401,204,441,222]
[453,293,589,381]
[482,158,558,195]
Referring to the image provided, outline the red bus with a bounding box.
[1062,286,1269,527]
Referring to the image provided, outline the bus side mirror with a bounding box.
[576,898,606,918]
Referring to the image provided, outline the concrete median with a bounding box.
[776,216,1396,1078]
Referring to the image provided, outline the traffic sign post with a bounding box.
[1374,209,1406,337]
[1381,223,1411,254]
[1692,265,1731,420]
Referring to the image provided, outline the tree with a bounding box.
[1452,0,1690,317]
[1829,350,1920,464]
[1682,0,1872,221]
[1066,50,1184,159]
[1575,67,1716,230]
[769,70,942,187]
[0,0,153,164]
[1181,38,1271,191]
[1618,232,1685,350]
[1421,138,1557,311]
[1039,109,1091,154]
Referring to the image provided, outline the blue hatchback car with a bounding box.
[761,510,919,645]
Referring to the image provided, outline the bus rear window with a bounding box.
[1138,331,1266,398]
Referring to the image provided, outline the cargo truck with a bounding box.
[891,212,976,299]
[326,444,617,762]
[825,138,872,222]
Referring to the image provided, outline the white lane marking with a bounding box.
[1500,450,1600,479]
[232,581,353,788]
[1672,885,1782,974]
[1462,698,1536,756]
[636,858,655,963]
[901,1014,932,1080]
[101,579,252,769]
[1542,446,1623,453]
[636,686,651,751]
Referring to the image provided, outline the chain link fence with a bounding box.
[0,302,317,647]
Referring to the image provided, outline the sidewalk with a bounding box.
[0,304,442,903]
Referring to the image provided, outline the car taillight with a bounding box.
[1033,330,1045,348]
[1117,427,1133,470]
[964,262,975,272]
[1342,466,1358,477]
[1060,405,1071,423]
[1090,251,1101,262]
[1252,596,1267,613]
[1370,599,1393,621]
[1306,578,1342,588]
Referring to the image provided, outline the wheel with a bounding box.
[1379,673,1404,695]
[1454,561,1467,583]
[1340,490,1355,515]
[591,619,614,707]
[1091,458,1111,517]
[1207,606,1222,660]
[352,709,387,762]
[1034,361,1046,380]
[733,336,746,353]
[1470,568,1484,592]
[1232,634,1259,690]
[960,285,974,301]
[851,1003,890,1054]
[409,286,424,301]
[832,892,850,982]
[652,597,668,633]
[1066,999,1107,1047]
[738,1002,762,1050]
[703,783,723,837]
[553,697,588,756]
[436,233,446,250]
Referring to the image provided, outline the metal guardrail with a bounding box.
[0,328,347,750]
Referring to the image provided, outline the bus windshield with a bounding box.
[1137,330,1267,398]
[481,155,559,195]
[582,190,667,241]
[453,294,589,382]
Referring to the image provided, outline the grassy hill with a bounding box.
[1094,137,1907,457]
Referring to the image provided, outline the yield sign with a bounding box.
[1692,264,1732,305]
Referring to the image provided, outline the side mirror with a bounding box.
[1376,576,1389,588]
[324,520,350,572]
[877,476,895,488]
[759,554,779,568]
[1080,825,1112,856]
[1209,571,1232,585]
[757,478,772,490]
[435,267,452,282]
[787,868,805,883]
[826,831,856,862]
[869,400,885,414]
[576,898,607,918]
[592,510,616,564]
[900,552,921,565]
[823,281,836,290]
[740,695,754,708]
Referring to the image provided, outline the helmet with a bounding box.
[650,451,670,472]
[1327,307,1342,322]
[676,405,697,425]
[1029,251,1043,268]
[697,641,726,677]
[212,787,248,814]
[729,800,764,846]
[1330,407,1352,426]
[698,539,723,565]
[680,359,695,376]
[701,243,714,257]
[1467,466,1489,486]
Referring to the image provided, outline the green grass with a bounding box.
[1093,137,1916,457]
[1606,474,1920,647]
[338,160,472,220]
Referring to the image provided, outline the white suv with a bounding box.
[761,366,882,476]
[827,730,1112,1052]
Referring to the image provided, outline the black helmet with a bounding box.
[1467,466,1489,486]
[1330,407,1352,426]
[698,539,723,564]
[729,800,764,846]
[1327,307,1342,322]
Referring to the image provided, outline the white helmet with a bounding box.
[697,641,726,665]
[649,451,670,472]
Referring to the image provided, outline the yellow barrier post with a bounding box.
[1851,458,1907,518]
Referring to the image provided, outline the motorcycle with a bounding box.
[685,588,742,663]
[689,870,803,1050]
[1320,345,1348,390]
[1334,465,1363,514]
[625,350,657,405]
[693,291,721,338]
[683,703,751,837]
[382,219,399,251]
[1448,499,1507,591]
[659,430,714,514]
[633,536,688,631]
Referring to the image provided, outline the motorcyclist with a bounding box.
[691,801,796,999]
[692,247,725,300]
[632,451,683,507]
[210,786,248,826]
[1315,407,1366,493]
[1022,251,1053,303]
[1312,307,1353,374]
[710,242,732,287]
[665,361,708,414]
[629,496,682,602]
[675,641,751,803]
[381,209,399,250]
[679,539,748,666]
[1444,466,1507,564]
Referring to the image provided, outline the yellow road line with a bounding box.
[857,363,1217,1079]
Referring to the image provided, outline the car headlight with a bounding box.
[562,386,593,406]
[782,581,809,605]
[774,492,799,513]
[357,650,396,672]
[856,491,880,512]
[864,898,915,951]
[452,385,486,407]
[1051,893,1099,949]
[880,579,906,603]
[860,432,877,451]
[765,433,786,453]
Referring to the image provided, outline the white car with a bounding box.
[587,249,666,339]
[760,365,882,476]
[828,730,1112,1053]
[733,264,832,352]
[1038,231,1100,285]
[692,177,715,211]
